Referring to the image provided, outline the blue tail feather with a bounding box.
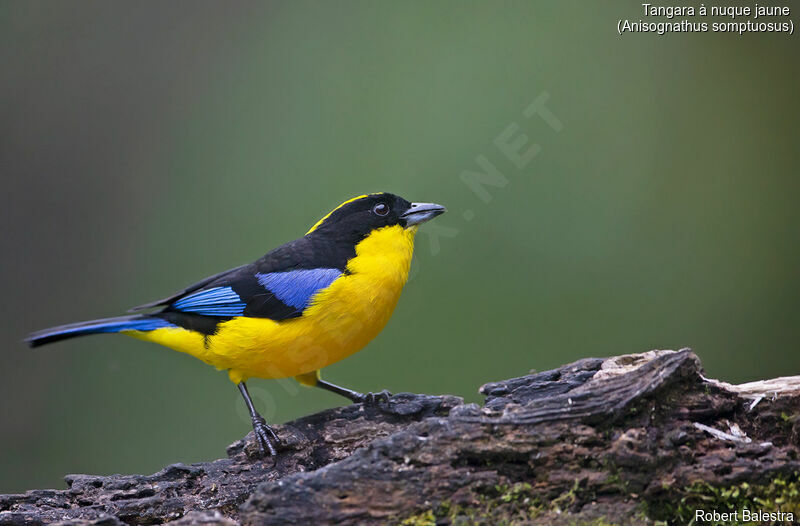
[26,315,175,348]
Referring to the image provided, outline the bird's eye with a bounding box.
[373,203,389,216]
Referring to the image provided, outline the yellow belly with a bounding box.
[126,225,417,383]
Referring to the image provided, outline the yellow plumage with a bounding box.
[128,224,417,384]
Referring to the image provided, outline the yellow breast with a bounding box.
[130,225,417,383]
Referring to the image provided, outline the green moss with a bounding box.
[780,411,800,428]
[394,482,583,525]
[645,473,800,524]
[398,471,800,525]
[399,509,436,526]
[551,480,581,514]
[397,471,800,525]
[498,482,533,503]
[601,459,628,494]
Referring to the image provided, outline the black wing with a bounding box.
[134,236,354,329]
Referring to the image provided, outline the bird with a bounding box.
[27,193,446,457]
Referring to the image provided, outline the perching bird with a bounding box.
[27,193,445,456]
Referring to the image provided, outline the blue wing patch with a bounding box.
[171,286,247,316]
[256,268,342,311]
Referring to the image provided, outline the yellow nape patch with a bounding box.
[125,224,418,384]
[305,193,381,234]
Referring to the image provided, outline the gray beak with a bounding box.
[401,202,447,227]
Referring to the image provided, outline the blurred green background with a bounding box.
[1,1,798,493]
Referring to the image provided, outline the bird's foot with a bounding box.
[352,389,392,407]
[251,414,279,458]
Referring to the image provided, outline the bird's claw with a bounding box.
[355,389,392,407]
[251,414,279,458]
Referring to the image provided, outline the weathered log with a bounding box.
[2,349,799,525]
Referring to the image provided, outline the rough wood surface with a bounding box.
[2,349,799,525]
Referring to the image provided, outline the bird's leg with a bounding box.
[237,382,278,457]
[315,378,392,406]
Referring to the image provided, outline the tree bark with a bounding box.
[2,349,799,525]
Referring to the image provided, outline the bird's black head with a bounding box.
[305,193,446,244]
